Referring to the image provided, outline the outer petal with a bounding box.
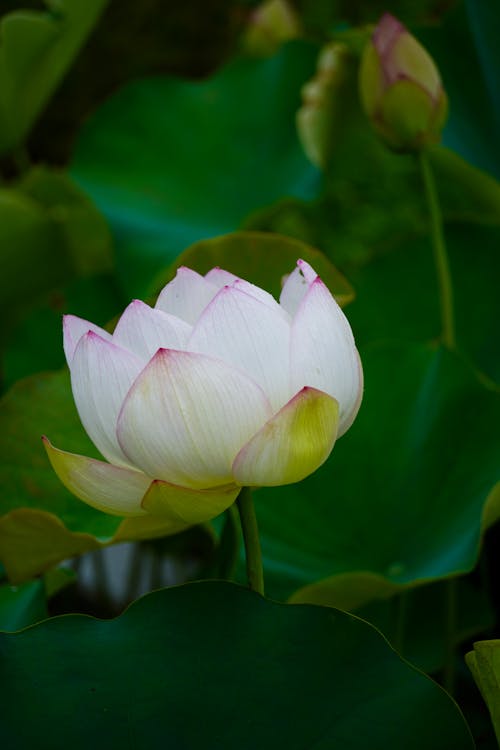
[42,437,150,516]
[279,259,318,317]
[117,349,272,489]
[290,277,363,437]
[142,479,239,524]
[189,286,292,411]
[232,387,339,486]
[112,300,192,361]
[70,332,144,467]
[155,267,219,324]
[63,314,111,365]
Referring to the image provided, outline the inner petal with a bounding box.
[188,286,292,411]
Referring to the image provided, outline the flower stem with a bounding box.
[236,487,264,596]
[217,504,241,582]
[418,150,455,349]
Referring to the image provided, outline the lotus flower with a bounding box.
[44,260,362,528]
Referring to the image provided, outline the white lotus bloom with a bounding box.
[44,260,363,528]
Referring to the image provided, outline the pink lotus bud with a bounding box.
[359,13,448,151]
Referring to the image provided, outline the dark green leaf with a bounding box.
[249,343,499,602]
[0,578,47,631]
[291,572,493,673]
[0,582,474,748]
[70,41,321,296]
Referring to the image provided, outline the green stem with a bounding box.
[418,150,455,349]
[217,504,241,582]
[443,577,458,695]
[236,487,264,596]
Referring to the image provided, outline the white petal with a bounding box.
[155,267,219,324]
[189,286,292,411]
[204,267,239,288]
[43,437,150,516]
[205,268,287,316]
[70,332,144,467]
[63,314,111,365]
[112,300,192,361]
[117,349,272,489]
[296,258,318,283]
[232,278,289,316]
[290,278,363,436]
[280,259,318,316]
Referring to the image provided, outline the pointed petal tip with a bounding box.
[43,438,150,516]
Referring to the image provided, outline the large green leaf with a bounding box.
[70,41,321,297]
[249,342,499,602]
[0,369,212,582]
[290,572,494,674]
[343,222,500,384]
[0,0,107,154]
[0,578,47,632]
[0,582,474,748]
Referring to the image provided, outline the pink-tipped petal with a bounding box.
[155,267,219,324]
[232,387,339,486]
[112,299,192,361]
[232,278,290,316]
[204,267,239,288]
[297,258,318,283]
[205,268,288,315]
[63,314,111,365]
[43,437,150,516]
[117,349,272,489]
[290,278,363,437]
[70,332,144,467]
[189,286,292,411]
[142,479,239,524]
[279,259,318,316]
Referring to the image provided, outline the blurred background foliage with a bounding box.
[0,0,498,747]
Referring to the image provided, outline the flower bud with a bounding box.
[359,13,448,151]
[243,0,301,57]
[297,43,353,169]
[44,260,363,527]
